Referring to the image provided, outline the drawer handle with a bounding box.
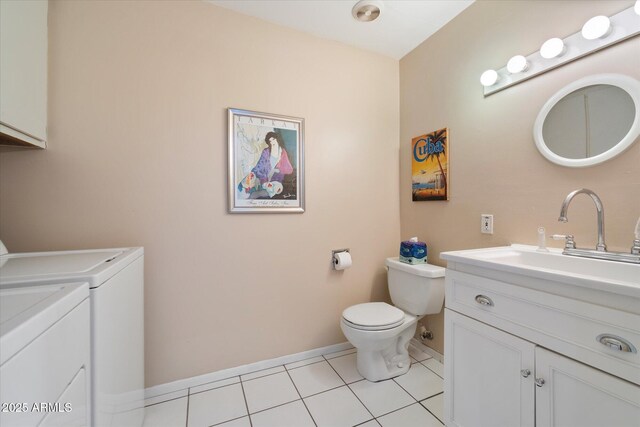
[475,294,494,307]
[596,334,637,354]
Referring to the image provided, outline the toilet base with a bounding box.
[354,322,416,382]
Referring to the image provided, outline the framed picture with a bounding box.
[228,108,305,213]
[411,128,449,201]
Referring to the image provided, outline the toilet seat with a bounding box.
[342,302,405,331]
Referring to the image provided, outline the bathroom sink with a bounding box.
[441,245,640,299]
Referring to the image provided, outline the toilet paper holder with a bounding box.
[331,248,350,269]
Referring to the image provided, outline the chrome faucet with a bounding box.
[557,189,639,264]
[558,188,607,251]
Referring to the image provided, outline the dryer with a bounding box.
[1,282,90,427]
[0,247,144,426]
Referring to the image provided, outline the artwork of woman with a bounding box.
[252,131,293,184]
[237,131,294,199]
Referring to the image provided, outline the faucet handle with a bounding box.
[551,234,576,249]
[565,235,576,249]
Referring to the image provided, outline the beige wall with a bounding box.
[400,0,640,354]
[0,0,400,387]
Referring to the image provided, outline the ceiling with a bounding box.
[208,0,474,60]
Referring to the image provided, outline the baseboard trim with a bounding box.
[145,341,354,401]
[409,338,444,363]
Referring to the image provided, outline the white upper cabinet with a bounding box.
[0,0,48,148]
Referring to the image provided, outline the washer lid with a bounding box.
[342,302,405,328]
[0,247,143,289]
[0,250,124,277]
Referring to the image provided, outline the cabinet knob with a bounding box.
[596,334,637,353]
[535,378,545,387]
[474,295,494,307]
[520,369,531,378]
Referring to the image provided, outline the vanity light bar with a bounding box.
[482,5,640,96]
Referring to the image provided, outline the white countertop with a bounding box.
[441,244,640,299]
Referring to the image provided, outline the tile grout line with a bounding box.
[208,414,250,427]
[189,379,241,397]
[144,394,187,408]
[283,364,318,427]
[391,376,421,402]
[243,398,303,417]
[286,358,327,372]
[238,375,254,427]
[421,407,445,425]
[374,401,428,424]
[185,388,190,427]
[322,354,350,384]
[323,354,376,422]
[391,377,443,403]
[419,392,445,425]
[231,355,332,386]
[353,418,381,427]
[420,360,444,379]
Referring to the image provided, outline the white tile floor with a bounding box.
[144,346,444,427]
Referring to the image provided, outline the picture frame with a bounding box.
[228,108,305,213]
[411,128,449,201]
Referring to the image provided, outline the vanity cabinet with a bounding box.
[0,0,48,148]
[445,309,534,427]
[445,310,639,427]
[443,267,640,427]
[535,345,639,427]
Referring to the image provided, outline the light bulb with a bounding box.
[540,38,565,59]
[480,69,498,87]
[507,55,529,74]
[581,16,611,40]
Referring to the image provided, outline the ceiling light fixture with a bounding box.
[540,38,565,59]
[352,0,383,23]
[507,55,529,74]
[581,15,611,40]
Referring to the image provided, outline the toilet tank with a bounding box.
[385,257,445,316]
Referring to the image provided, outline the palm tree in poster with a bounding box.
[425,128,447,194]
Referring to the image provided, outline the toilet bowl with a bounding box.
[340,258,445,382]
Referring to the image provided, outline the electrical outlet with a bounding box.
[481,214,494,234]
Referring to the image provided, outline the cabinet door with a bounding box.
[0,0,48,146]
[444,309,535,427]
[535,347,640,427]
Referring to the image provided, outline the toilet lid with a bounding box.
[342,302,405,330]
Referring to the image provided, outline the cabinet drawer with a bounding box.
[445,269,640,385]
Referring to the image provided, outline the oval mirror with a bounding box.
[533,74,640,167]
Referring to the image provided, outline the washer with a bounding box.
[0,247,144,426]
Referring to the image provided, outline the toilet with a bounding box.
[340,257,445,382]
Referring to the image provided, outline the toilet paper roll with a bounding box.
[333,251,352,270]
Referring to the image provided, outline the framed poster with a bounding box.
[412,128,449,201]
[228,108,305,213]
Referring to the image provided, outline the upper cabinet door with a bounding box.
[444,309,535,427]
[535,346,640,427]
[0,0,48,148]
